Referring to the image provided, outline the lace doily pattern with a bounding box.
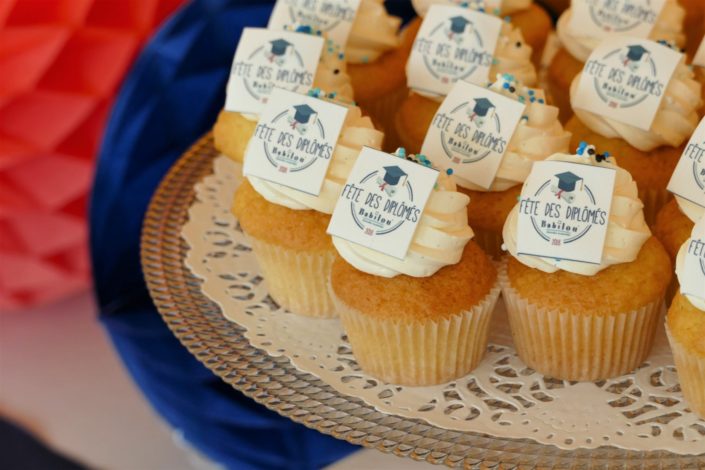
[183,154,705,454]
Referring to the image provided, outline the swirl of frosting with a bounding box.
[460,74,571,192]
[249,105,383,212]
[412,0,532,17]
[332,168,474,277]
[502,152,651,275]
[570,58,702,152]
[556,1,686,63]
[675,196,705,224]
[675,222,705,311]
[346,0,401,64]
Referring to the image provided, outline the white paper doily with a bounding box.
[183,155,705,454]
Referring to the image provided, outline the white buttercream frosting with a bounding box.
[676,225,705,311]
[570,58,701,152]
[346,0,401,64]
[460,74,571,192]
[332,169,475,277]
[249,105,383,212]
[556,1,686,63]
[503,152,651,275]
[412,0,532,18]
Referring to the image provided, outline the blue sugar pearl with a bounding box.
[538,99,545,104]
[503,82,510,89]
[446,168,453,175]
[528,89,534,95]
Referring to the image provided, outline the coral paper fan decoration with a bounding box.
[0,0,185,312]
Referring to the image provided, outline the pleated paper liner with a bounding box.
[666,326,705,419]
[331,282,501,386]
[499,260,663,381]
[248,238,337,318]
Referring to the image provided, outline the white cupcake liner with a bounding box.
[331,280,501,386]
[249,237,337,318]
[666,325,705,419]
[499,260,663,381]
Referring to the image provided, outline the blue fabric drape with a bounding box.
[89,1,414,468]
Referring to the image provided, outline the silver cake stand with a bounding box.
[141,134,705,468]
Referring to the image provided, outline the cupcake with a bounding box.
[408,0,553,68]
[666,218,705,419]
[395,9,537,155]
[214,28,355,163]
[567,39,702,225]
[501,149,671,381]
[329,153,500,386]
[421,74,572,257]
[233,102,383,317]
[549,0,686,122]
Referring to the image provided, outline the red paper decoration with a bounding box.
[0,0,185,311]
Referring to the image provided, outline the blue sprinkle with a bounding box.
[446,168,453,175]
[530,97,535,102]
[538,99,545,104]
[528,89,534,95]
[338,53,344,59]
[503,82,509,89]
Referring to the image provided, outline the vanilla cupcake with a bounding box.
[425,74,572,257]
[567,43,702,225]
[233,104,383,317]
[330,156,500,385]
[501,150,671,381]
[409,0,552,68]
[666,218,705,419]
[215,30,355,163]
[395,16,537,155]
[549,0,686,122]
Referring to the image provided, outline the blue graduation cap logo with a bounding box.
[468,97,496,126]
[288,104,317,133]
[446,16,471,42]
[267,38,293,64]
[551,171,583,203]
[270,39,292,56]
[377,165,408,197]
[449,16,470,34]
[621,45,650,71]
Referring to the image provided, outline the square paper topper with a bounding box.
[327,147,439,260]
[516,160,617,265]
[225,28,324,115]
[243,87,348,196]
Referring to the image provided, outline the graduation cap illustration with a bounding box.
[377,165,408,197]
[468,97,496,125]
[289,104,318,132]
[622,45,650,69]
[449,16,471,34]
[270,39,292,56]
[551,171,584,203]
[293,104,317,124]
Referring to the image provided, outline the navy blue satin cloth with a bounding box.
[90,1,413,469]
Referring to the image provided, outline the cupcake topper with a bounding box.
[576,141,611,163]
